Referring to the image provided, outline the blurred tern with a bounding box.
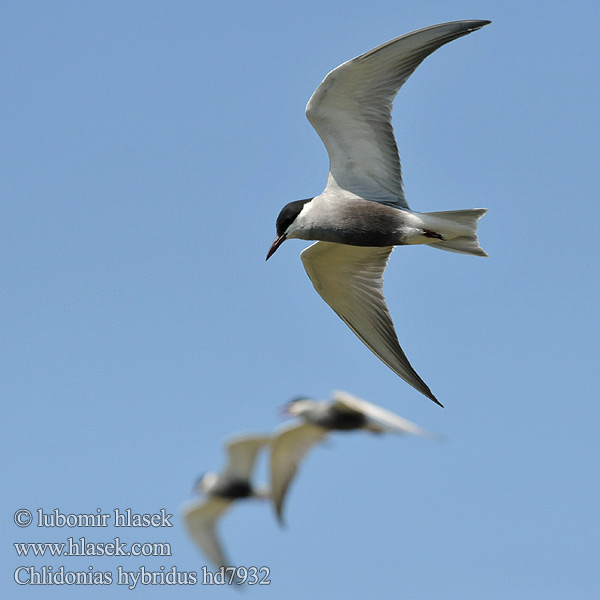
[266,21,491,406]
[270,390,437,523]
[181,434,270,570]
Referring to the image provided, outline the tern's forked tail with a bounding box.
[422,209,488,257]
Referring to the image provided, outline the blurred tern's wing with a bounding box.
[332,390,439,439]
[223,434,271,481]
[270,421,329,524]
[306,20,490,206]
[181,496,232,568]
[301,241,441,406]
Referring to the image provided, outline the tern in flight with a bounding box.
[267,21,490,406]
[181,434,270,570]
[270,390,437,523]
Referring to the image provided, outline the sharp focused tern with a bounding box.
[266,21,491,406]
[270,390,437,523]
[181,434,270,570]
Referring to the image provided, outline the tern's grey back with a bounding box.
[304,402,368,430]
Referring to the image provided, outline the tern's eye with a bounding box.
[276,214,294,234]
[276,198,313,234]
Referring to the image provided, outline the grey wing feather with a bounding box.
[181,496,232,568]
[270,422,329,523]
[306,20,490,206]
[301,242,441,405]
[223,434,271,481]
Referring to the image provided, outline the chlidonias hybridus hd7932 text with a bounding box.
[266,21,491,406]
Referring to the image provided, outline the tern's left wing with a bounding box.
[301,241,441,406]
[222,434,271,481]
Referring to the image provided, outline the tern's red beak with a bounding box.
[266,234,286,260]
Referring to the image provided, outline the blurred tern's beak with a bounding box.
[266,234,286,260]
[277,403,291,418]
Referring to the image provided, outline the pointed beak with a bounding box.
[266,234,286,260]
[277,403,291,418]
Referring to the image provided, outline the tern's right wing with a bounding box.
[181,496,232,569]
[301,241,441,406]
[270,421,329,524]
[306,21,490,207]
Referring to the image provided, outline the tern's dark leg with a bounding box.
[422,229,445,240]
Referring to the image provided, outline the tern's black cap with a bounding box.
[275,198,313,235]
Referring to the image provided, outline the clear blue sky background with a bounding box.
[3,1,599,598]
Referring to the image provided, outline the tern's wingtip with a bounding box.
[463,19,491,32]
[276,514,287,529]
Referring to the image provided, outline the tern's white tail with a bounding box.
[423,209,488,257]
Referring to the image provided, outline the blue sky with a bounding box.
[2,1,599,598]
